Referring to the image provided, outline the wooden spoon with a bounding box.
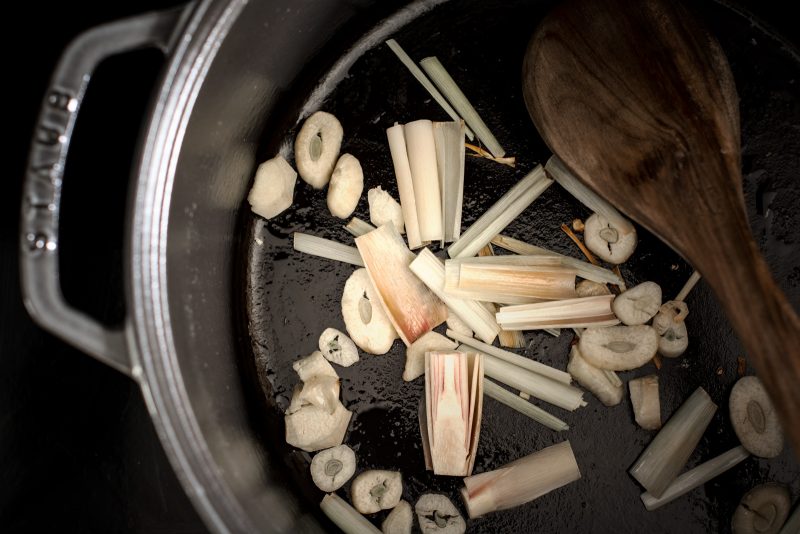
[523,0,800,452]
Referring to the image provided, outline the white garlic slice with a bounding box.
[319,328,359,367]
[310,444,356,492]
[342,269,397,355]
[295,111,343,189]
[732,483,791,534]
[415,494,466,534]
[382,500,413,534]
[729,376,784,458]
[285,401,351,452]
[287,375,340,415]
[652,300,689,358]
[612,281,662,325]
[368,186,405,234]
[403,331,458,382]
[578,325,658,371]
[327,154,363,218]
[584,213,637,264]
[247,155,297,220]
[351,470,403,514]
[293,350,338,382]
[567,346,623,406]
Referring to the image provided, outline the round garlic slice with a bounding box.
[285,401,352,452]
[310,444,356,492]
[382,500,413,534]
[403,331,458,382]
[342,269,397,354]
[327,154,363,218]
[567,346,623,406]
[732,483,791,534]
[287,375,340,415]
[575,280,611,298]
[318,328,359,367]
[247,155,297,220]
[729,376,784,458]
[295,111,343,189]
[584,213,637,264]
[292,350,338,382]
[415,494,466,534]
[368,186,405,234]
[612,281,662,325]
[652,300,689,358]
[578,325,658,371]
[351,470,403,514]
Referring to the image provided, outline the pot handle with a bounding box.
[20,7,187,376]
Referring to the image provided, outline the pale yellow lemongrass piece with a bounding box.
[496,295,618,331]
[447,262,578,303]
[293,233,363,267]
[675,270,702,302]
[434,121,466,244]
[344,217,375,238]
[387,123,423,248]
[483,379,569,431]
[405,120,443,242]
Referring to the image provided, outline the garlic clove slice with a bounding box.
[285,401,352,452]
[341,269,398,355]
[653,300,689,358]
[567,346,623,406]
[732,483,791,534]
[247,155,297,220]
[351,470,403,514]
[415,494,466,534]
[293,350,338,382]
[327,154,364,218]
[612,281,662,325]
[584,213,637,264]
[446,312,473,338]
[578,325,658,371]
[729,376,784,458]
[295,111,343,189]
[310,444,357,493]
[319,328,360,367]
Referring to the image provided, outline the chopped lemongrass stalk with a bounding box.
[491,236,624,285]
[630,387,718,498]
[403,331,458,382]
[460,345,586,411]
[424,351,484,476]
[546,155,634,232]
[484,379,569,431]
[461,441,581,518]
[572,327,584,338]
[444,261,578,303]
[448,167,553,258]
[499,328,526,349]
[641,446,750,511]
[465,143,516,167]
[567,346,623,407]
[675,270,702,302]
[345,216,376,237]
[780,503,800,534]
[496,295,619,331]
[293,233,363,267]
[560,223,601,266]
[356,224,447,346]
[544,328,561,337]
[405,120,443,242]
[384,39,475,141]
[387,123,423,249]
[448,329,571,384]
[434,121,466,244]
[630,375,662,430]
[409,248,500,344]
[320,493,382,534]
[519,391,531,400]
[419,56,505,158]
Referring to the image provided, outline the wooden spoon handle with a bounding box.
[696,220,800,451]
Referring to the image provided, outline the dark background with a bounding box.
[2,1,798,533]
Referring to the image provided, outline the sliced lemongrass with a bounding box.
[560,223,601,266]
[293,233,363,267]
[460,345,585,411]
[384,39,475,140]
[356,224,447,345]
[567,346,623,407]
[779,503,800,534]
[461,441,581,518]
[475,244,528,348]
[351,470,403,514]
[321,493,381,534]
[604,369,622,388]
[345,216,376,238]
[446,312,473,337]
[484,379,569,431]
[466,142,516,167]
[546,155,634,232]
[496,295,618,331]
[729,376,784,458]
[434,121,466,244]
[630,375,662,430]
[405,120,443,242]
[519,391,531,400]
[409,248,500,344]
[444,262,577,304]
[675,270,702,302]
[403,331,458,382]
[630,387,718,498]
[387,123,423,248]
[448,166,552,259]
[641,446,750,511]
[448,329,571,384]
[420,56,505,158]
[733,483,791,534]
[492,235,624,286]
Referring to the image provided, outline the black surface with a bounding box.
[2,2,207,532]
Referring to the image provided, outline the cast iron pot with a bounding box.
[20,0,800,532]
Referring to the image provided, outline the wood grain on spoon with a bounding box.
[523,0,800,452]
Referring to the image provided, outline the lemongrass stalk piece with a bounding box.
[466,351,485,474]
[405,120,443,242]
[604,369,622,388]
[579,325,659,371]
[345,216,377,238]
[434,121,466,244]
[499,328,526,349]
[368,187,404,234]
[462,345,585,411]
[420,56,505,158]
[293,233,363,267]
[546,155,634,231]
[382,500,413,534]
[675,270,702,302]
[491,234,623,285]
[448,167,552,259]
[461,441,581,518]
[321,493,382,534]
[483,379,569,431]
[409,248,500,344]
[356,224,447,346]
[496,295,618,331]
[403,331,458,382]
[415,494,466,534]
[310,444,357,492]
[447,329,571,384]
[351,470,403,514]
[641,446,750,511]
[445,262,578,303]
[567,346,623,407]
[466,142,516,167]
[576,280,612,298]
[733,483,791,534]
[630,387,718,498]
[729,376,784,458]
[446,312,473,337]
[630,375,662,430]
[387,124,423,248]
[384,39,475,140]
[419,397,432,470]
